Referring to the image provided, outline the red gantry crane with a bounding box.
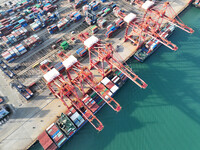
[77,32,147,89]
[57,51,121,112]
[113,1,193,51]
[135,0,194,33]
[40,63,104,131]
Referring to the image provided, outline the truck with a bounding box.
[0,96,4,104]
[0,59,15,78]
[12,81,33,100]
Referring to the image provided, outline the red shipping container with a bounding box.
[38,131,57,150]
[47,124,58,137]
[105,81,115,89]
[54,132,64,143]
[90,103,99,112]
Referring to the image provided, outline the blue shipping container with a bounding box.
[76,47,84,54]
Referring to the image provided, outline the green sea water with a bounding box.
[30,6,200,150]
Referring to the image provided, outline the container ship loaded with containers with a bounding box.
[134,23,175,62]
[38,68,128,150]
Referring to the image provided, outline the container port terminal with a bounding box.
[0,0,194,149]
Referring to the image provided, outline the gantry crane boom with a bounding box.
[134,1,194,33]
[77,33,148,89]
[57,51,122,112]
[40,63,104,131]
[78,68,122,112]
[113,1,193,51]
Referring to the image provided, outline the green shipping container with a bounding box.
[104,8,111,14]
[97,99,103,105]
[60,41,69,50]
[90,92,97,98]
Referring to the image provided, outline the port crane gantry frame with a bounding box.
[77,32,148,89]
[40,64,104,131]
[57,51,122,112]
[113,1,193,51]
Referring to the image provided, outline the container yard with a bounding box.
[0,0,198,150]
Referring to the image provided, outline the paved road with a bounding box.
[0,71,22,107]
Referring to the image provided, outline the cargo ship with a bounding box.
[38,69,128,150]
[134,23,175,62]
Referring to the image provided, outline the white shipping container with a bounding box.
[76,118,85,127]
[70,112,80,121]
[12,47,21,56]
[105,91,113,100]
[101,77,110,85]
[82,95,89,102]
[110,85,119,94]
[8,49,15,55]
[19,49,27,55]
[111,75,120,83]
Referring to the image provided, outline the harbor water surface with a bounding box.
[30,6,200,150]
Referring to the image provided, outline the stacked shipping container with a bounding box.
[38,131,57,150]
[82,94,100,113]
[30,21,42,31]
[70,12,82,22]
[2,27,29,46]
[22,34,42,50]
[1,44,27,62]
[101,77,119,94]
[47,24,58,34]
[97,17,107,28]
[76,47,87,57]
[57,18,70,31]
[46,123,67,148]
[43,3,57,13]
[69,111,85,128]
[1,35,41,62]
[0,19,13,36]
[39,68,129,150]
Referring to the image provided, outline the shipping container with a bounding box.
[38,131,57,150]
[60,41,69,50]
[69,111,85,128]
[57,18,70,31]
[46,123,67,148]
[91,25,98,34]
[54,62,65,73]
[76,47,87,57]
